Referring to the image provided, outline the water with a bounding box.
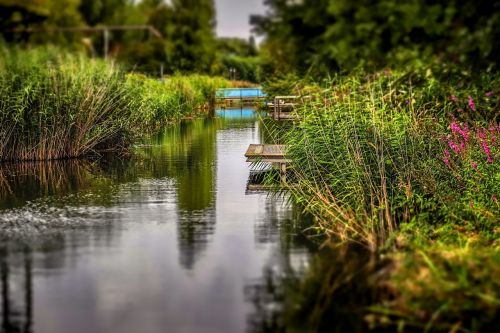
[0,109,322,333]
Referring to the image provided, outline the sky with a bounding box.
[215,0,267,39]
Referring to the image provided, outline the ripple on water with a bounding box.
[0,202,121,239]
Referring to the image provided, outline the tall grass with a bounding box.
[126,73,230,130]
[278,67,499,249]
[267,66,499,330]
[0,46,231,162]
[0,46,139,161]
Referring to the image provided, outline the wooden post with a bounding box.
[103,28,110,59]
[273,98,277,120]
[280,162,287,185]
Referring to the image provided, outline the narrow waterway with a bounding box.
[0,109,323,333]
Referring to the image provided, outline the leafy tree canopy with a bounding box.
[252,0,500,77]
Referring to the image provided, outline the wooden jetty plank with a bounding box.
[245,144,286,157]
[245,144,291,163]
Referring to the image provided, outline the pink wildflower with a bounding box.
[471,162,478,170]
[485,91,494,97]
[442,149,451,168]
[457,108,463,113]
[493,195,498,203]
[468,96,476,112]
[451,95,458,103]
[448,139,465,154]
[476,128,487,140]
[450,122,470,142]
[481,141,493,163]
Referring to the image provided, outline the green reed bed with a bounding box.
[0,47,142,161]
[274,65,499,331]
[125,73,230,130]
[0,46,230,162]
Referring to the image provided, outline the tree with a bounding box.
[252,0,500,76]
[0,0,49,39]
[169,0,217,73]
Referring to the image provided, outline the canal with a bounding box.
[0,108,321,333]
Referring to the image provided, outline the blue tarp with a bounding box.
[215,108,257,119]
[216,88,266,98]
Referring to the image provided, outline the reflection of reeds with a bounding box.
[0,160,94,206]
[245,243,393,332]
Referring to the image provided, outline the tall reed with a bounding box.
[125,73,230,130]
[0,46,140,161]
[0,46,231,162]
[278,68,499,249]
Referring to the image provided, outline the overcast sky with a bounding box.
[215,0,267,39]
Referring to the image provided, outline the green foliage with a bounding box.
[0,0,219,75]
[252,0,500,76]
[211,37,260,82]
[376,235,500,332]
[214,54,260,82]
[167,0,216,73]
[0,45,140,161]
[0,46,230,161]
[268,64,499,330]
[126,73,230,130]
[279,65,499,246]
[0,0,49,30]
[216,37,257,58]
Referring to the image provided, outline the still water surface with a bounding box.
[0,109,323,333]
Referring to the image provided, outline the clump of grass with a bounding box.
[0,46,140,161]
[281,71,432,249]
[125,73,230,130]
[0,46,231,162]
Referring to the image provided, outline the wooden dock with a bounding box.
[272,96,300,120]
[245,144,290,184]
[245,144,290,163]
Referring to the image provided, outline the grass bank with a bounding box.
[268,64,499,331]
[0,46,230,162]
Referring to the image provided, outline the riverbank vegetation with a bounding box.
[0,46,229,162]
[253,0,499,331]
[273,66,499,330]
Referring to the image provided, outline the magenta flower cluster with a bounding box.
[442,94,499,170]
[450,94,479,112]
[442,121,499,169]
[468,96,476,112]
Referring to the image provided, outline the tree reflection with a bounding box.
[245,242,393,333]
[143,118,220,270]
[1,246,33,333]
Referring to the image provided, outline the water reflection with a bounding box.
[1,246,33,333]
[0,161,97,210]
[246,243,393,333]
[0,109,360,333]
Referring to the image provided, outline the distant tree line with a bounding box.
[0,0,260,81]
[251,0,500,77]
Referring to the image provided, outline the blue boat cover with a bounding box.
[216,88,266,98]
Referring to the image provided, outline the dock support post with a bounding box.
[279,162,287,185]
[273,98,278,120]
[103,28,109,59]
